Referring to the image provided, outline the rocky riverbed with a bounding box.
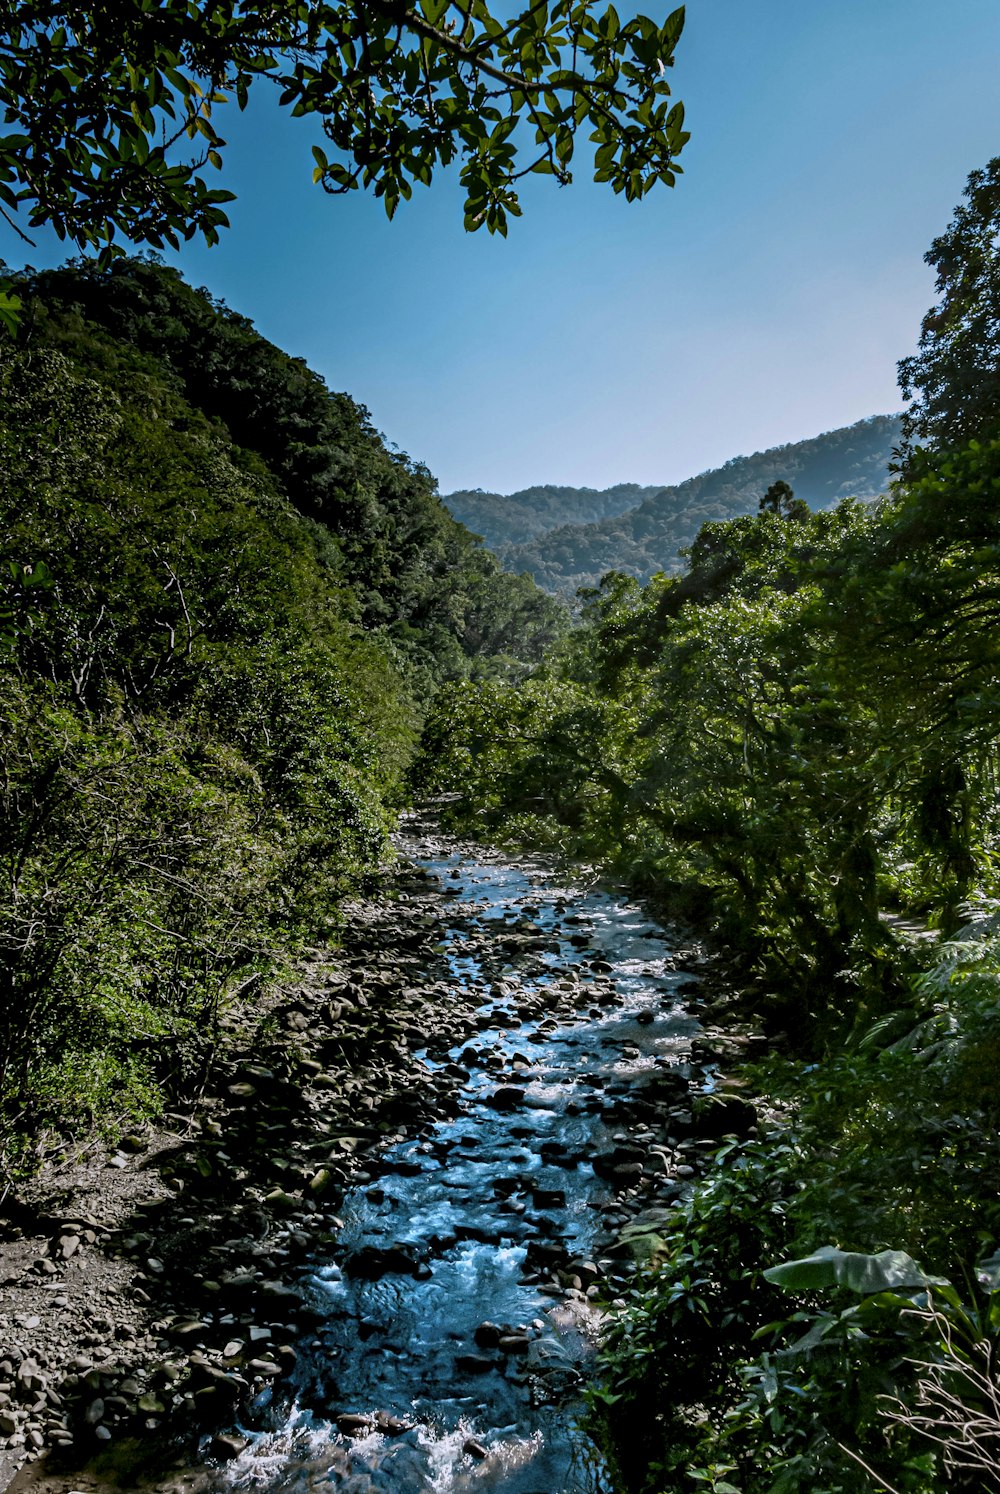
[0,813,761,1494]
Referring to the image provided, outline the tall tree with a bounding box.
[898,155,1000,458]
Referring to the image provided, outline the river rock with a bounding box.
[524,1239,567,1272]
[532,1188,566,1210]
[497,1334,530,1355]
[212,1432,249,1459]
[592,1148,645,1186]
[566,1258,601,1285]
[344,1242,427,1279]
[336,1413,373,1436]
[488,1086,525,1111]
[455,1354,497,1375]
[260,1280,301,1306]
[375,1412,413,1435]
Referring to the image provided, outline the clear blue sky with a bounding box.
[4,0,999,495]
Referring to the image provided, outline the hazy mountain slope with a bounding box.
[444,482,662,550]
[486,415,902,594]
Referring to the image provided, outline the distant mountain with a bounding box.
[444,482,660,551]
[447,415,902,596]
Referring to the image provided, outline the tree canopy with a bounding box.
[0,255,567,1166]
[0,0,689,264]
[898,154,1000,458]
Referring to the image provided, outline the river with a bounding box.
[10,823,712,1494]
[209,822,706,1494]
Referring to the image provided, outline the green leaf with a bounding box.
[0,289,22,337]
[764,1246,949,1296]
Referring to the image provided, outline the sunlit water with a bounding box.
[214,836,702,1494]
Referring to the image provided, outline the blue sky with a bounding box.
[4,0,999,495]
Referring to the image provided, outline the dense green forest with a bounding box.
[481,415,900,595]
[417,161,1000,1492]
[444,481,663,550]
[5,145,1000,1494]
[0,255,566,1177]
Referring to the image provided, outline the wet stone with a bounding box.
[212,1432,249,1459]
[497,1334,531,1355]
[532,1188,566,1209]
[336,1413,373,1436]
[455,1354,497,1375]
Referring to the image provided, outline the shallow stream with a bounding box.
[214,829,704,1494]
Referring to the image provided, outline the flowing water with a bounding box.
[208,830,704,1494]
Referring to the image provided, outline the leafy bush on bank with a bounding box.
[0,260,566,1181]
[585,911,1000,1492]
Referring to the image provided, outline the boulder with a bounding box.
[211,1432,249,1459]
[488,1086,526,1111]
[343,1242,427,1279]
[497,1334,530,1355]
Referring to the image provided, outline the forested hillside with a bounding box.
[492,414,900,594]
[416,159,1000,1493]
[0,256,566,1177]
[444,482,662,550]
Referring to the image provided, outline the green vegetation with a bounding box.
[899,156,1000,457]
[444,481,663,551]
[0,0,687,261]
[472,415,900,596]
[416,161,1000,1491]
[0,254,566,1180]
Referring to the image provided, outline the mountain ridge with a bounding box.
[444,414,902,595]
[444,481,662,550]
